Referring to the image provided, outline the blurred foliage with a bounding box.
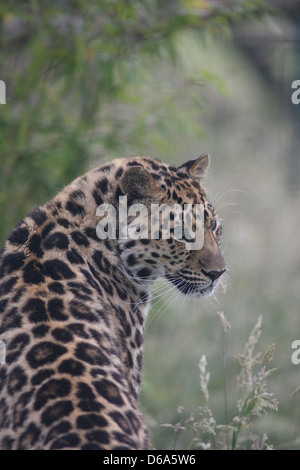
[0,0,274,243]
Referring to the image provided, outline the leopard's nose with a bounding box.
[202,269,226,282]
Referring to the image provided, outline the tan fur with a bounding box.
[0,155,225,449]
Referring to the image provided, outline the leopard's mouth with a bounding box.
[165,273,214,298]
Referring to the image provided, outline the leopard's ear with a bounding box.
[178,153,210,179]
[119,166,159,197]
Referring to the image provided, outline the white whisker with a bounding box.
[213,188,247,209]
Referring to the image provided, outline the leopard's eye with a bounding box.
[211,219,217,231]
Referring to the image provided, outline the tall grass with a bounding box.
[161,314,278,450]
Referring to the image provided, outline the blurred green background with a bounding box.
[1,0,300,449]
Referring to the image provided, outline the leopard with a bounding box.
[0,153,226,450]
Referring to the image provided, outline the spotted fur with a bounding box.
[0,154,226,449]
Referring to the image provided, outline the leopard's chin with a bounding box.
[165,274,214,298]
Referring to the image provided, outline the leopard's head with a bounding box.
[118,154,226,298]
